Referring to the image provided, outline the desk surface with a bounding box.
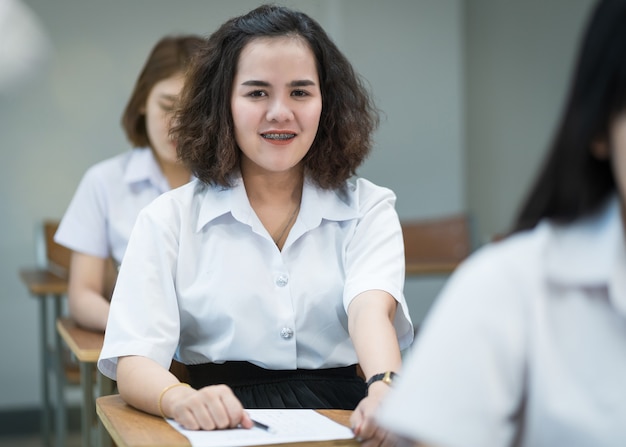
[97,395,358,447]
[56,317,104,363]
[19,268,68,296]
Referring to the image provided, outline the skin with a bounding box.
[609,113,626,223]
[143,73,191,189]
[68,73,190,332]
[118,36,404,445]
[596,112,626,228]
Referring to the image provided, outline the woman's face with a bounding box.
[231,36,322,177]
[144,73,185,166]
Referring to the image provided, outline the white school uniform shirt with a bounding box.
[377,196,626,447]
[55,148,171,266]
[98,175,414,379]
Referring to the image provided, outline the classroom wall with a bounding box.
[0,0,463,410]
[465,0,596,241]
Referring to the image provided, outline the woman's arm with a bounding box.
[117,356,253,430]
[67,252,112,331]
[348,290,403,446]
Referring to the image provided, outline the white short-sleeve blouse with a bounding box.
[98,176,414,379]
[377,196,626,447]
[54,148,171,265]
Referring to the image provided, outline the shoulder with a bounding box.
[138,179,213,223]
[80,151,133,182]
[340,177,397,212]
[443,225,550,302]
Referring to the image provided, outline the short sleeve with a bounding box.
[54,165,110,258]
[97,200,181,380]
[342,179,414,350]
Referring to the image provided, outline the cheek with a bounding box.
[305,104,322,132]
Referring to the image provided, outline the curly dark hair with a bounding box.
[121,34,205,148]
[173,4,379,189]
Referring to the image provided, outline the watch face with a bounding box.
[382,371,395,385]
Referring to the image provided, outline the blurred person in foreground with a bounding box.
[377,0,626,446]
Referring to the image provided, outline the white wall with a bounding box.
[0,0,464,409]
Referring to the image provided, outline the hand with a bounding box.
[163,384,254,431]
[350,382,399,447]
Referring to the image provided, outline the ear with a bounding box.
[591,139,609,160]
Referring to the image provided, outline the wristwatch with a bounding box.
[366,371,397,388]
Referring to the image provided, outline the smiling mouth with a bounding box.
[261,133,296,140]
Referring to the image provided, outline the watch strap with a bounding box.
[366,371,397,388]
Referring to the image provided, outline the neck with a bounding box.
[243,166,304,207]
[160,161,191,189]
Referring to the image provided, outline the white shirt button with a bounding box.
[280,327,294,339]
[275,274,289,287]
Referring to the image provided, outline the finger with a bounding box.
[360,429,386,447]
[217,390,249,428]
[206,399,232,429]
[176,407,201,431]
[202,384,248,429]
[350,410,364,436]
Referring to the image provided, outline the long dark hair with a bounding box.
[173,4,379,189]
[513,0,626,233]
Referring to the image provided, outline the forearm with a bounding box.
[68,252,112,331]
[117,355,183,417]
[68,288,110,331]
[348,291,402,381]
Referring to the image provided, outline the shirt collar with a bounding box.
[545,196,623,285]
[545,195,626,316]
[123,148,170,194]
[195,174,360,234]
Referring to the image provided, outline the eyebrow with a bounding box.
[240,80,317,87]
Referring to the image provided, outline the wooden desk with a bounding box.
[405,261,458,276]
[97,395,358,447]
[19,267,69,447]
[57,317,114,447]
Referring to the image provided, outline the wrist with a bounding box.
[365,371,398,390]
[158,382,191,418]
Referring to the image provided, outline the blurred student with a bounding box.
[55,35,204,331]
[377,1,626,446]
[0,0,50,94]
[97,4,413,445]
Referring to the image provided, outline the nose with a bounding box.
[266,97,294,122]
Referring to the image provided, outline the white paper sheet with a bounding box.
[167,409,355,447]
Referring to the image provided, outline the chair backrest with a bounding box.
[38,219,71,279]
[37,219,119,299]
[401,214,472,266]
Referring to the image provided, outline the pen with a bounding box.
[251,418,274,433]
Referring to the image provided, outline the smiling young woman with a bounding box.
[98,5,413,446]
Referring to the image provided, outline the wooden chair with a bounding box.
[401,213,472,276]
[40,220,71,279]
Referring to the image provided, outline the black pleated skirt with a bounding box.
[186,361,366,410]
